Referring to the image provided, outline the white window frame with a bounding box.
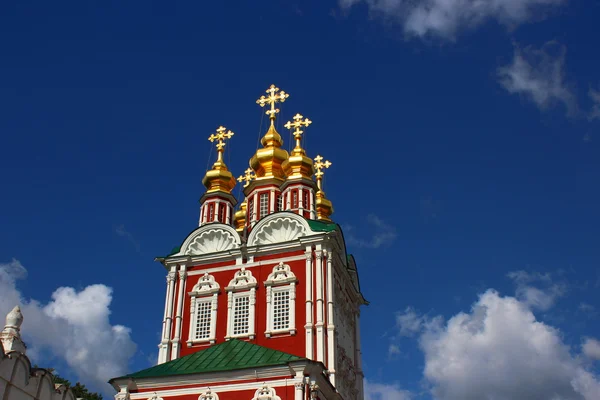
[264,262,297,337]
[225,267,257,340]
[187,273,219,346]
[259,193,269,218]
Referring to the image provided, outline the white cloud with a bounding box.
[339,0,564,40]
[0,259,137,392]
[582,338,600,361]
[589,88,600,120]
[115,224,141,252]
[507,270,566,311]
[497,42,577,115]
[396,307,426,337]
[400,289,600,399]
[347,214,397,249]
[364,380,413,400]
[388,343,401,357]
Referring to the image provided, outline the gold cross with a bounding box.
[208,126,234,163]
[284,113,312,150]
[314,155,332,191]
[256,84,289,123]
[237,168,255,187]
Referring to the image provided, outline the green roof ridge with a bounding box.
[116,340,304,380]
[306,219,338,232]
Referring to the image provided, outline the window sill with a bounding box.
[225,333,256,341]
[265,329,297,338]
[186,339,216,347]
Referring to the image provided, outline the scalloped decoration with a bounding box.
[184,229,238,255]
[252,385,281,400]
[252,217,307,246]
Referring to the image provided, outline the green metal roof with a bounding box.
[307,219,338,232]
[116,340,304,380]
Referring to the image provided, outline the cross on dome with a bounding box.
[237,168,256,187]
[256,84,289,124]
[208,126,234,163]
[284,113,312,151]
[314,155,332,191]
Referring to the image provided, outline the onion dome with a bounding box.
[202,126,236,193]
[251,85,290,181]
[314,155,334,221]
[282,113,314,179]
[233,200,247,233]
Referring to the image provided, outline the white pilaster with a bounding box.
[226,203,231,224]
[305,248,314,359]
[326,249,336,378]
[315,249,325,363]
[158,268,176,364]
[298,187,304,215]
[294,383,304,400]
[253,193,258,223]
[270,189,275,214]
[171,266,187,360]
[309,188,316,219]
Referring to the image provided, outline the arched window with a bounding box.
[264,262,297,337]
[225,267,257,339]
[187,273,219,346]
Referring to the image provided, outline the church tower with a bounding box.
[110,85,367,400]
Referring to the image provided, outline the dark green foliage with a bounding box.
[34,367,103,400]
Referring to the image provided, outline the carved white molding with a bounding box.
[252,385,281,400]
[190,273,220,295]
[198,389,219,400]
[265,262,297,285]
[247,214,310,246]
[226,267,257,290]
[185,229,238,255]
[148,393,163,400]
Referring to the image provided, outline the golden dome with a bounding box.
[202,126,236,193]
[282,113,314,180]
[233,200,247,232]
[251,84,291,181]
[316,191,334,222]
[249,124,289,181]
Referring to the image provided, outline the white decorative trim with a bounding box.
[247,213,311,246]
[225,268,257,339]
[187,273,219,346]
[265,262,298,337]
[179,225,241,256]
[148,394,164,400]
[171,266,187,360]
[304,248,314,359]
[252,385,281,400]
[198,389,219,400]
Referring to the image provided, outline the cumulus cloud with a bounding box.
[507,270,566,311]
[346,214,397,249]
[396,307,427,337]
[339,0,564,40]
[0,259,137,392]
[589,88,600,120]
[397,289,600,399]
[364,380,413,400]
[498,42,577,116]
[582,338,600,361]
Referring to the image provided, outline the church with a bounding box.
[109,85,367,400]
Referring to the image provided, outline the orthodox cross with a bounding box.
[256,84,289,123]
[237,168,256,187]
[313,155,332,191]
[284,113,312,150]
[208,126,234,163]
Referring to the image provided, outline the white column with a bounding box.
[214,200,220,222]
[158,268,176,364]
[289,282,297,334]
[226,203,231,225]
[249,287,256,339]
[226,291,233,339]
[253,193,258,223]
[270,189,275,214]
[315,249,325,363]
[286,189,291,210]
[298,187,304,215]
[305,248,314,359]
[294,383,304,400]
[265,285,272,337]
[326,249,336,377]
[309,188,316,219]
[171,266,187,360]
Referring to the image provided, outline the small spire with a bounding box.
[256,84,289,126]
[1,305,26,354]
[313,155,332,192]
[284,113,312,154]
[202,126,236,193]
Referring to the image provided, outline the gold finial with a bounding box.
[208,126,234,164]
[237,168,256,187]
[256,84,289,125]
[284,113,312,151]
[313,155,332,191]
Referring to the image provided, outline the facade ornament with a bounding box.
[148,393,163,400]
[114,386,130,400]
[198,389,219,400]
[226,267,257,290]
[265,262,297,284]
[167,271,177,283]
[1,305,26,354]
[190,273,220,295]
[237,168,256,188]
[309,384,319,400]
[252,385,281,400]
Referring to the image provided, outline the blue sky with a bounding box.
[1,1,599,399]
